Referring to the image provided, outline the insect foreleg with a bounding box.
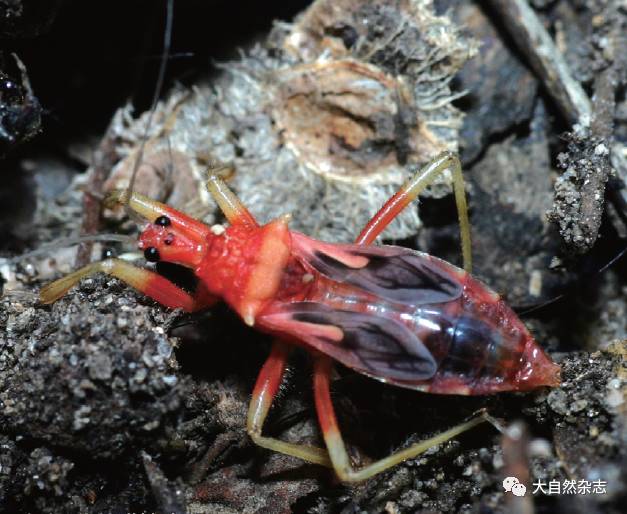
[356,151,472,272]
[39,258,214,312]
[247,341,331,467]
[313,356,485,482]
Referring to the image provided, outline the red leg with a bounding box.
[355,151,472,272]
[247,341,331,466]
[40,258,216,312]
[356,189,416,245]
[313,356,485,482]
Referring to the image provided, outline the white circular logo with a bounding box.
[512,483,527,497]
[503,476,526,497]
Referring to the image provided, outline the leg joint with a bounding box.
[247,425,262,441]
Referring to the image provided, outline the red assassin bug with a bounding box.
[40,152,561,482]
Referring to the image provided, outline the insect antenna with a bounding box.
[519,240,627,316]
[124,0,175,219]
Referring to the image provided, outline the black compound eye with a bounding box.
[144,247,160,262]
[155,215,171,227]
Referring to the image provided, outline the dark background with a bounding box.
[2,0,311,146]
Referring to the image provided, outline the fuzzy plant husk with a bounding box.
[104,0,477,242]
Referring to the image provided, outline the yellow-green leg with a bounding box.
[313,357,485,482]
[247,342,331,467]
[40,258,215,312]
[356,151,472,273]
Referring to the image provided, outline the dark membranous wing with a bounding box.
[260,302,437,381]
[291,233,462,305]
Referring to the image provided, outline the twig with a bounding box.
[187,430,241,485]
[142,451,187,514]
[488,0,592,127]
[578,63,617,248]
[561,5,624,253]
[491,0,626,252]
[501,422,533,514]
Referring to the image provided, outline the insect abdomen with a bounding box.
[417,274,559,394]
[426,312,521,394]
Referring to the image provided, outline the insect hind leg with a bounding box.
[355,151,472,273]
[313,356,485,482]
[247,341,331,467]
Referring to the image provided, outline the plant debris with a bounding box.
[102,0,476,242]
